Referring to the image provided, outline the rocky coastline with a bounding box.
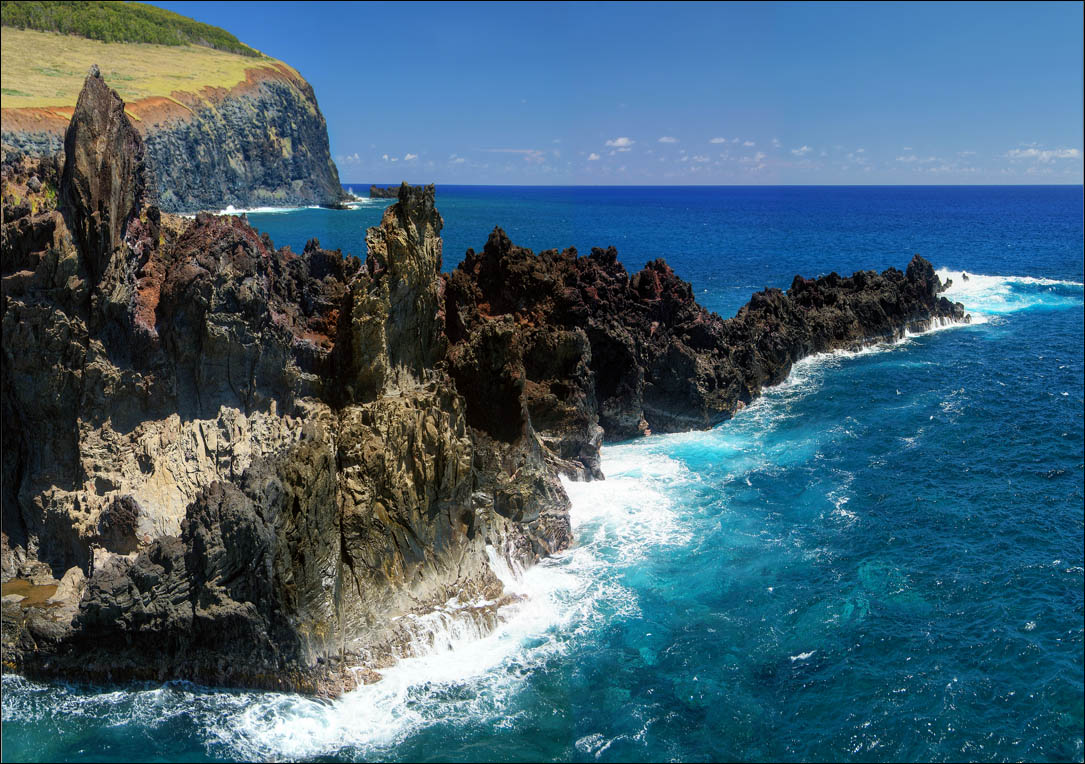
[1,71,968,696]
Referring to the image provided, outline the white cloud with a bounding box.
[658,136,678,143]
[449,154,465,164]
[381,153,390,161]
[791,145,812,156]
[404,153,418,161]
[588,152,600,161]
[1005,147,1081,162]
[605,137,635,148]
[771,138,781,148]
[902,146,913,151]
[692,154,710,163]
[709,137,727,144]
[740,151,766,164]
[483,148,546,163]
[743,140,755,147]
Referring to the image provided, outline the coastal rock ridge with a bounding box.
[0,71,968,694]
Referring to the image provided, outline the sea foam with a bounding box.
[182,450,697,760]
[937,268,1084,317]
[218,204,321,216]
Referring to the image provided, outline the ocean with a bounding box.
[2,185,1082,762]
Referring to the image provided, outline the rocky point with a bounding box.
[1,70,967,695]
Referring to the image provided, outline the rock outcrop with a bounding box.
[443,229,967,478]
[1,71,967,695]
[2,73,565,694]
[369,185,402,199]
[2,63,347,213]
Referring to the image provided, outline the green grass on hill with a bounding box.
[1,27,292,109]
[1,1,261,57]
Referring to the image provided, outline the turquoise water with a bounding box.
[2,186,1082,762]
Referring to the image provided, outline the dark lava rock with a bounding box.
[443,229,968,476]
[369,184,402,199]
[1,68,967,696]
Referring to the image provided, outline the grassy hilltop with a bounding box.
[1,1,259,55]
[1,1,290,110]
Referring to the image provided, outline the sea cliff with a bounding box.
[0,71,968,695]
[1,26,346,212]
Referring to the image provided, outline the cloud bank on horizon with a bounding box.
[153,1,1083,184]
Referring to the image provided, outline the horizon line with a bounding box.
[345,181,1084,188]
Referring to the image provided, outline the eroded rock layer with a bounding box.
[2,71,966,695]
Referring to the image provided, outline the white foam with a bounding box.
[190,445,700,760]
[936,268,1083,317]
[217,204,320,216]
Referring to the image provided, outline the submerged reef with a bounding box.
[0,70,967,695]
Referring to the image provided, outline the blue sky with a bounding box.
[152,1,1083,185]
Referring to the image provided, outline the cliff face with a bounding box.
[1,72,967,695]
[2,63,345,213]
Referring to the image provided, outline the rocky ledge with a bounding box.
[1,71,967,695]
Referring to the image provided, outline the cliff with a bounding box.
[0,71,968,695]
[1,25,346,212]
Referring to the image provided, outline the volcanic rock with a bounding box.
[1,70,966,695]
[442,229,968,476]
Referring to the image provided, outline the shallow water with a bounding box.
[3,186,1082,762]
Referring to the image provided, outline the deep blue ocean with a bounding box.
[2,186,1082,762]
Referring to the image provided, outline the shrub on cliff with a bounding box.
[1,0,261,56]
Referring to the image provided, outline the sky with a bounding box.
[151,1,1084,185]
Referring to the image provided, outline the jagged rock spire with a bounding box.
[364,183,446,380]
[60,65,148,282]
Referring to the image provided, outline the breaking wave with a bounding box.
[937,268,1083,317]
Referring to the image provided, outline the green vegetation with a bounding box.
[1,1,261,57]
[1,27,291,108]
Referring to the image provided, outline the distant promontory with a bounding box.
[0,1,347,212]
[369,184,402,198]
